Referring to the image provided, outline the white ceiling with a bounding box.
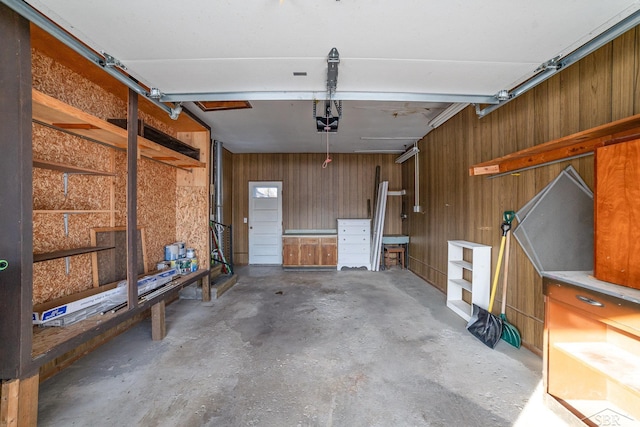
[24,0,640,153]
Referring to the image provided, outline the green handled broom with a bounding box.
[499,211,521,348]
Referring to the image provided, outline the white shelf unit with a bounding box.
[447,240,491,321]
[337,219,371,270]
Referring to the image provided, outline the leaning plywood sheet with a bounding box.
[513,166,593,275]
[90,227,147,286]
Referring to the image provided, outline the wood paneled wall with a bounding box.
[405,28,640,353]
[231,153,402,264]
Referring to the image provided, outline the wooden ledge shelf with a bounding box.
[31,269,210,365]
[33,209,114,214]
[555,342,640,395]
[32,89,206,170]
[33,159,115,176]
[33,246,114,262]
[469,112,640,176]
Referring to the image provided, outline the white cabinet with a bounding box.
[447,240,491,321]
[337,219,371,270]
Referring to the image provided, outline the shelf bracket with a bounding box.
[65,256,70,275]
[63,172,69,197]
[63,213,69,237]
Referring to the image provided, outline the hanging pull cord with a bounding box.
[322,127,332,168]
[322,106,332,168]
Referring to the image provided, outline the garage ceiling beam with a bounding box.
[161,91,499,105]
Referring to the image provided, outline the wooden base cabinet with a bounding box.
[544,277,640,424]
[282,236,337,267]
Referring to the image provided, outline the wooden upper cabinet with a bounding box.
[594,138,640,289]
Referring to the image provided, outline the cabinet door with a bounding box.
[299,238,319,265]
[320,237,337,266]
[595,140,640,289]
[282,237,300,266]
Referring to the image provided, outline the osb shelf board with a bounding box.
[469,113,640,176]
[33,159,115,176]
[34,246,114,263]
[32,89,205,170]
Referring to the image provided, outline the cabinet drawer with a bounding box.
[337,219,370,227]
[338,243,369,254]
[546,281,640,334]
[299,237,320,245]
[338,225,370,236]
[338,253,370,264]
[340,235,370,245]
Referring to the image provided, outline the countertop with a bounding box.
[283,229,337,236]
[544,271,640,304]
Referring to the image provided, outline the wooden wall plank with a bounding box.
[405,34,636,352]
[231,153,402,264]
[612,29,636,120]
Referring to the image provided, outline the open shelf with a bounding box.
[450,260,473,271]
[33,246,115,263]
[449,278,472,292]
[469,111,640,176]
[31,269,209,364]
[33,210,114,214]
[32,89,205,170]
[555,342,640,395]
[447,299,472,321]
[33,159,115,176]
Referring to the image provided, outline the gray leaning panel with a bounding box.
[513,167,594,276]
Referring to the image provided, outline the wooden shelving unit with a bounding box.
[446,240,491,321]
[469,112,640,176]
[32,89,205,170]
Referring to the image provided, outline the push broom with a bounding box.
[499,211,522,348]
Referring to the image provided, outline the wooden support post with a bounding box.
[151,301,166,341]
[201,274,211,302]
[126,89,139,310]
[1,374,39,427]
[0,3,34,380]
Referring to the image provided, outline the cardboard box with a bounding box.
[33,285,122,324]
[33,268,180,325]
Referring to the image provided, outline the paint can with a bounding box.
[179,258,191,274]
[186,248,196,259]
[164,244,179,261]
[175,241,186,258]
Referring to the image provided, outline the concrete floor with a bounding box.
[38,267,575,426]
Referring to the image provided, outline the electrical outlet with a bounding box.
[243,217,248,223]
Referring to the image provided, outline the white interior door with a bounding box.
[248,181,283,265]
